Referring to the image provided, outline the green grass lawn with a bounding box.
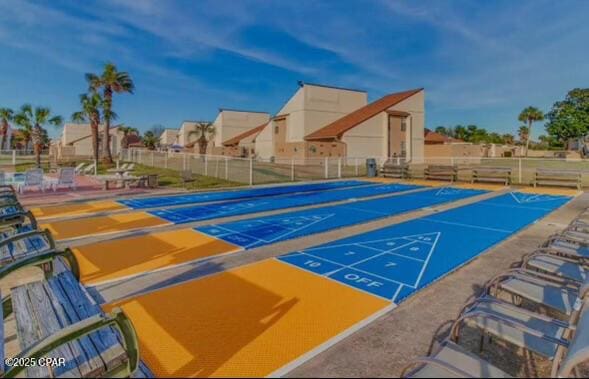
[14,161,243,190]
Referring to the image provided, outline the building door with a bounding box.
[388,115,407,158]
[273,117,287,157]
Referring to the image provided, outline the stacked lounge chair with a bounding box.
[0,184,144,377]
[402,211,589,378]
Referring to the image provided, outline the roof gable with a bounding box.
[305,88,423,140]
[222,122,269,146]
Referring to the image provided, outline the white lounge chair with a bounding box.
[74,162,87,175]
[51,167,76,192]
[83,163,96,175]
[16,168,45,194]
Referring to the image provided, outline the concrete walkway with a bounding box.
[286,193,589,378]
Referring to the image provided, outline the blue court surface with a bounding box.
[196,187,485,249]
[149,182,424,224]
[118,180,369,209]
[278,192,571,303]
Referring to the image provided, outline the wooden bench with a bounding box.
[471,167,512,185]
[380,162,409,179]
[0,202,30,228]
[424,165,458,182]
[2,270,140,377]
[533,168,582,190]
[0,230,80,281]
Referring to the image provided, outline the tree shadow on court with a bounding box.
[76,231,238,285]
[104,262,300,377]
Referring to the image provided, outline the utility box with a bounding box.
[366,158,377,177]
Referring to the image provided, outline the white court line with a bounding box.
[268,302,397,378]
[301,252,414,289]
[303,232,443,253]
[385,249,427,263]
[207,214,336,247]
[422,218,513,234]
[347,241,418,267]
[276,257,397,301]
[413,232,441,288]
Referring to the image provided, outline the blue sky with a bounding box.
[0,0,588,139]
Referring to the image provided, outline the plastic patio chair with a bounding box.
[51,167,77,192]
[521,251,587,284]
[16,168,45,194]
[403,297,589,378]
[484,269,587,316]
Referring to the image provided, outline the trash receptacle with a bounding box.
[146,174,159,188]
[366,158,377,177]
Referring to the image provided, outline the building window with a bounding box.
[275,126,279,134]
[401,120,407,132]
[309,145,317,153]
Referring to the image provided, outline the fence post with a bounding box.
[355,158,359,176]
[518,158,522,184]
[183,153,187,171]
[249,157,253,186]
[12,150,16,165]
[324,157,329,179]
[138,149,142,164]
[225,157,229,180]
[164,151,168,169]
[204,155,208,176]
[338,158,342,178]
[291,159,295,181]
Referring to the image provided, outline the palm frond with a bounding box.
[71,111,87,123]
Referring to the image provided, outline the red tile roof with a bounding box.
[424,128,463,144]
[305,88,423,140]
[222,122,269,146]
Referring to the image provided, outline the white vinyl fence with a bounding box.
[123,149,374,185]
[122,148,589,187]
[0,149,47,165]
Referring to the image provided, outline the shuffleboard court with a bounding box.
[118,180,369,209]
[74,187,480,285]
[150,182,423,224]
[44,182,421,240]
[31,180,369,220]
[278,191,572,302]
[104,191,571,377]
[196,187,486,249]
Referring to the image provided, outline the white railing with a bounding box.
[122,148,589,186]
[122,148,377,185]
[0,149,46,165]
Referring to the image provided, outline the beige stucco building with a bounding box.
[245,82,425,162]
[159,128,179,147]
[210,109,270,154]
[176,121,204,147]
[52,123,132,159]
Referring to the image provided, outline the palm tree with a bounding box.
[0,108,14,151]
[189,122,216,155]
[86,62,134,163]
[518,125,529,147]
[118,125,139,149]
[501,133,515,145]
[518,106,544,156]
[14,104,63,167]
[71,92,102,164]
[142,131,158,150]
